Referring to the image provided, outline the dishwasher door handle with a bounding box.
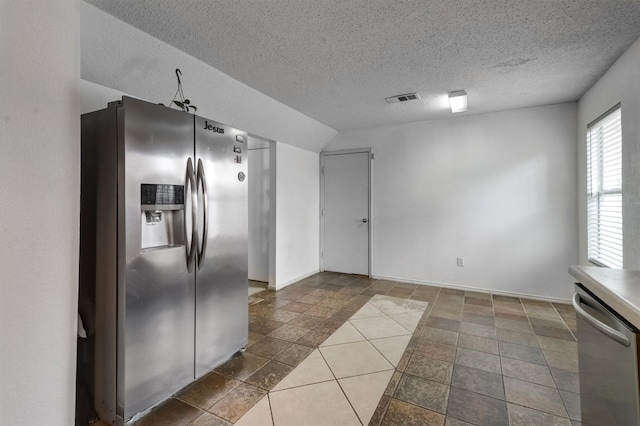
[572,293,631,347]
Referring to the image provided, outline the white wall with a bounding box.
[0,1,80,424]
[80,2,337,152]
[326,103,578,300]
[273,143,321,289]
[578,37,640,269]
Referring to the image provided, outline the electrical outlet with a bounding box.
[457,257,464,267]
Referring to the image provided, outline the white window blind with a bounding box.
[587,105,622,268]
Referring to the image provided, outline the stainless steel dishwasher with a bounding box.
[573,283,640,425]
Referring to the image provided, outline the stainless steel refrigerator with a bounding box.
[80,96,248,424]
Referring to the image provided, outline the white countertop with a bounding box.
[569,265,640,329]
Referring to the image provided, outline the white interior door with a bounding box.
[248,143,270,282]
[322,151,370,275]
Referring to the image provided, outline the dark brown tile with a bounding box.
[394,374,450,414]
[368,395,391,426]
[370,280,396,291]
[496,328,539,348]
[421,326,459,346]
[267,324,310,342]
[494,310,529,322]
[245,360,294,390]
[529,316,567,329]
[280,301,314,313]
[461,312,495,327]
[459,322,496,339]
[441,288,465,296]
[507,403,572,426]
[458,333,499,355]
[130,398,203,426]
[248,316,285,335]
[550,367,580,394]
[288,314,324,329]
[425,316,460,332]
[503,377,568,418]
[305,305,339,318]
[362,288,389,296]
[384,371,403,397]
[381,398,445,426]
[388,288,414,298]
[494,317,534,334]
[296,329,330,347]
[559,390,581,421]
[413,340,457,363]
[501,357,555,387]
[313,318,344,334]
[267,309,299,323]
[318,297,349,310]
[532,324,575,341]
[329,309,357,322]
[455,347,501,374]
[190,412,232,426]
[273,342,314,367]
[521,299,553,308]
[464,297,493,307]
[492,295,521,304]
[451,364,505,400]
[462,304,494,316]
[410,293,436,302]
[214,352,269,381]
[247,332,264,347]
[209,383,267,423]
[176,371,241,410]
[342,294,371,311]
[499,341,546,365]
[446,387,509,426]
[245,336,291,359]
[405,353,453,384]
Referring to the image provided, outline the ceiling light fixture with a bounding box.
[448,90,468,113]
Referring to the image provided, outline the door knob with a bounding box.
[362,218,368,223]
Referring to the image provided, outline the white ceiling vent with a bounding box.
[385,93,421,104]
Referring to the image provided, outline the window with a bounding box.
[587,105,622,268]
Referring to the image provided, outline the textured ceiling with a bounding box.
[85,0,640,131]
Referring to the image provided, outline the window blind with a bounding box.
[587,105,622,268]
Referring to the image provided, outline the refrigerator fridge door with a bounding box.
[194,117,249,377]
[120,97,196,421]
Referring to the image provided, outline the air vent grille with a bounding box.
[385,93,421,103]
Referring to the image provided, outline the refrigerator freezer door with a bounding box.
[194,117,249,377]
[120,97,195,421]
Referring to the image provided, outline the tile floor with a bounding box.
[97,272,581,426]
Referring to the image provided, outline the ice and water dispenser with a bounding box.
[140,184,185,251]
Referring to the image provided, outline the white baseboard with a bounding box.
[269,269,321,291]
[372,274,571,304]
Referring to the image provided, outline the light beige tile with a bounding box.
[339,370,394,424]
[272,349,334,391]
[368,294,428,315]
[389,311,424,332]
[320,340,394,378]
[320,321,366,347]
[270,380,360,426]
[350,315,412,340]
[369,334,412,366]
[234,395,273,426]
[350,302,385,319]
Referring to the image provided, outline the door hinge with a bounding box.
[321,167,325,175]
[321,209,325,216]
[371,153,375,160]
[321,251,324,259]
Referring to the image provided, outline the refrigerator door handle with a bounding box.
[196,158,208,270]
[185,157,198,272]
